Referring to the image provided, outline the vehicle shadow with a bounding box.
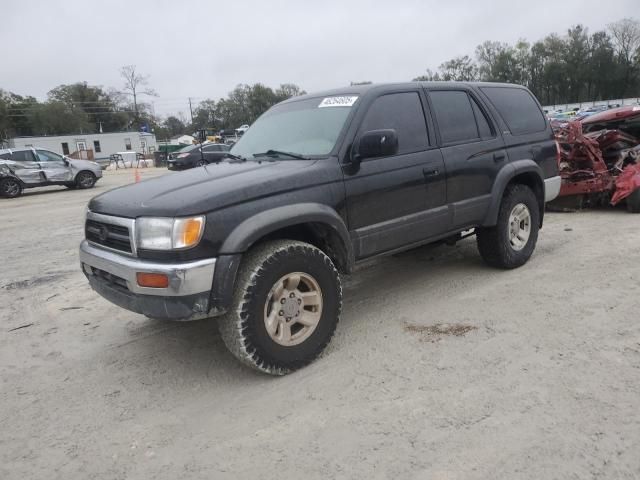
[117,238,490,383]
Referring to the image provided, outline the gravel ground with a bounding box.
[1,169,639,479]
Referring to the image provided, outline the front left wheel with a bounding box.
[75,171,96,189]
[218,240,342,375]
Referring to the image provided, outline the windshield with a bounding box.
[230,96,357,158]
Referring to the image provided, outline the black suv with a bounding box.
[79,82,560,375]
[167,143,231,170]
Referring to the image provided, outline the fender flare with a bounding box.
[220,202,354,266]
[482,159,545,227]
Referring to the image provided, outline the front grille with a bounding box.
[86,219,133,254]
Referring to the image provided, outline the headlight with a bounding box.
[136,216,205,250]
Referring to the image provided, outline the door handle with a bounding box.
[423,168,439,178]
[493,152,506,162]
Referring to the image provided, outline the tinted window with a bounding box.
[471,97,493,138]
[360,92,428,154]
[204,144,221,152]
[429,90,479,144]
[94,141,101,153]
[61,142,70,155]
[12,150,35,162]
[480,87,546,135]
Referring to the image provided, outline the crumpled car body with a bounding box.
[552,105,640,209]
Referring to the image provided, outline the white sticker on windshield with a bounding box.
[318,96,358,108]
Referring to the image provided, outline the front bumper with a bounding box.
[79,240,216,320]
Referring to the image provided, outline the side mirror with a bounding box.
[354,129,398,161]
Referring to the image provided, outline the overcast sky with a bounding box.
[2,0,636,118]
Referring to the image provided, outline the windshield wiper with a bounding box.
[253,150,309,160]
[221,152,247,162]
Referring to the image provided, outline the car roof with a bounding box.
[278,81,527,105]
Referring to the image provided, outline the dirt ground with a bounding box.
[1,169,639,480]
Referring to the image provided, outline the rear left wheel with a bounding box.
[0,177,22,198]
[476,184,540,269]
[218,240,342,375]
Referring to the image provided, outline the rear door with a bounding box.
[9,149,43,185]
[427,88,506,229]
[343,90,447,258]
[35,149,73,182]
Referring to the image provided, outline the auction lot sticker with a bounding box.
[319,96,359,108]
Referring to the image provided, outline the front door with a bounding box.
[343,91,448,259]
[35,149,73,182]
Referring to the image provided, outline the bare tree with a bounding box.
[607,18,640,95]
[119,65,157,121]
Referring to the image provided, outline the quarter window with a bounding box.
[359,92,429,155]
[430,90,480,144]
[480,87,546,135]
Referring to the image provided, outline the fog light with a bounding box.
[136,272,169,288]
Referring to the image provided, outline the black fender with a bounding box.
[220,202,352,259]
[482,159,545,227]
[209,204,353,315]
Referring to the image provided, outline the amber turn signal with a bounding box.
[136,272,169,288]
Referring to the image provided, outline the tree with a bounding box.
[438,55,477,81]
[608,18,640,96]
[47,82,128,132]
[412,69,441,81]
[119,65,157,123]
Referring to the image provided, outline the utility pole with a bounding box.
[188,97,194,123]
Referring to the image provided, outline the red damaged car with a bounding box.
[552,105,640,212]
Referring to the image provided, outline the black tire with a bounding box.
[0,177,22,198]
[218,240,342,375]
[75,171,96,189]
[626,188,640,213]
[196,159,208,167]
[476,184,540,269]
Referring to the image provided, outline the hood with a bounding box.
[89,159,329,218]
[69,158,100,169]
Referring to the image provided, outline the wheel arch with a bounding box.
[220,203,354,274]
[482,160,545,228]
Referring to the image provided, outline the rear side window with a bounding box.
[11,150,35,162]
[480,87,546,135]
[359,92,429,154]
[471,97,493,138]
[429,90,480,144]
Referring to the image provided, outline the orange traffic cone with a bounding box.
[134,169,141,183]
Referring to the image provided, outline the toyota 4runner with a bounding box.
[79,82,560,375]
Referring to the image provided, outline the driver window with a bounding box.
[36,150,64,162]
[360,92,429,155]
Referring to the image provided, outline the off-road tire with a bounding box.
[75,171,96,189]
[0,177,22,198]
[476,184,540,269]
[626,188,640,213]
[218,240,342,375]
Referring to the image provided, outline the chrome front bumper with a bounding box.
[79,240,216,319]
[544,175,561,202]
